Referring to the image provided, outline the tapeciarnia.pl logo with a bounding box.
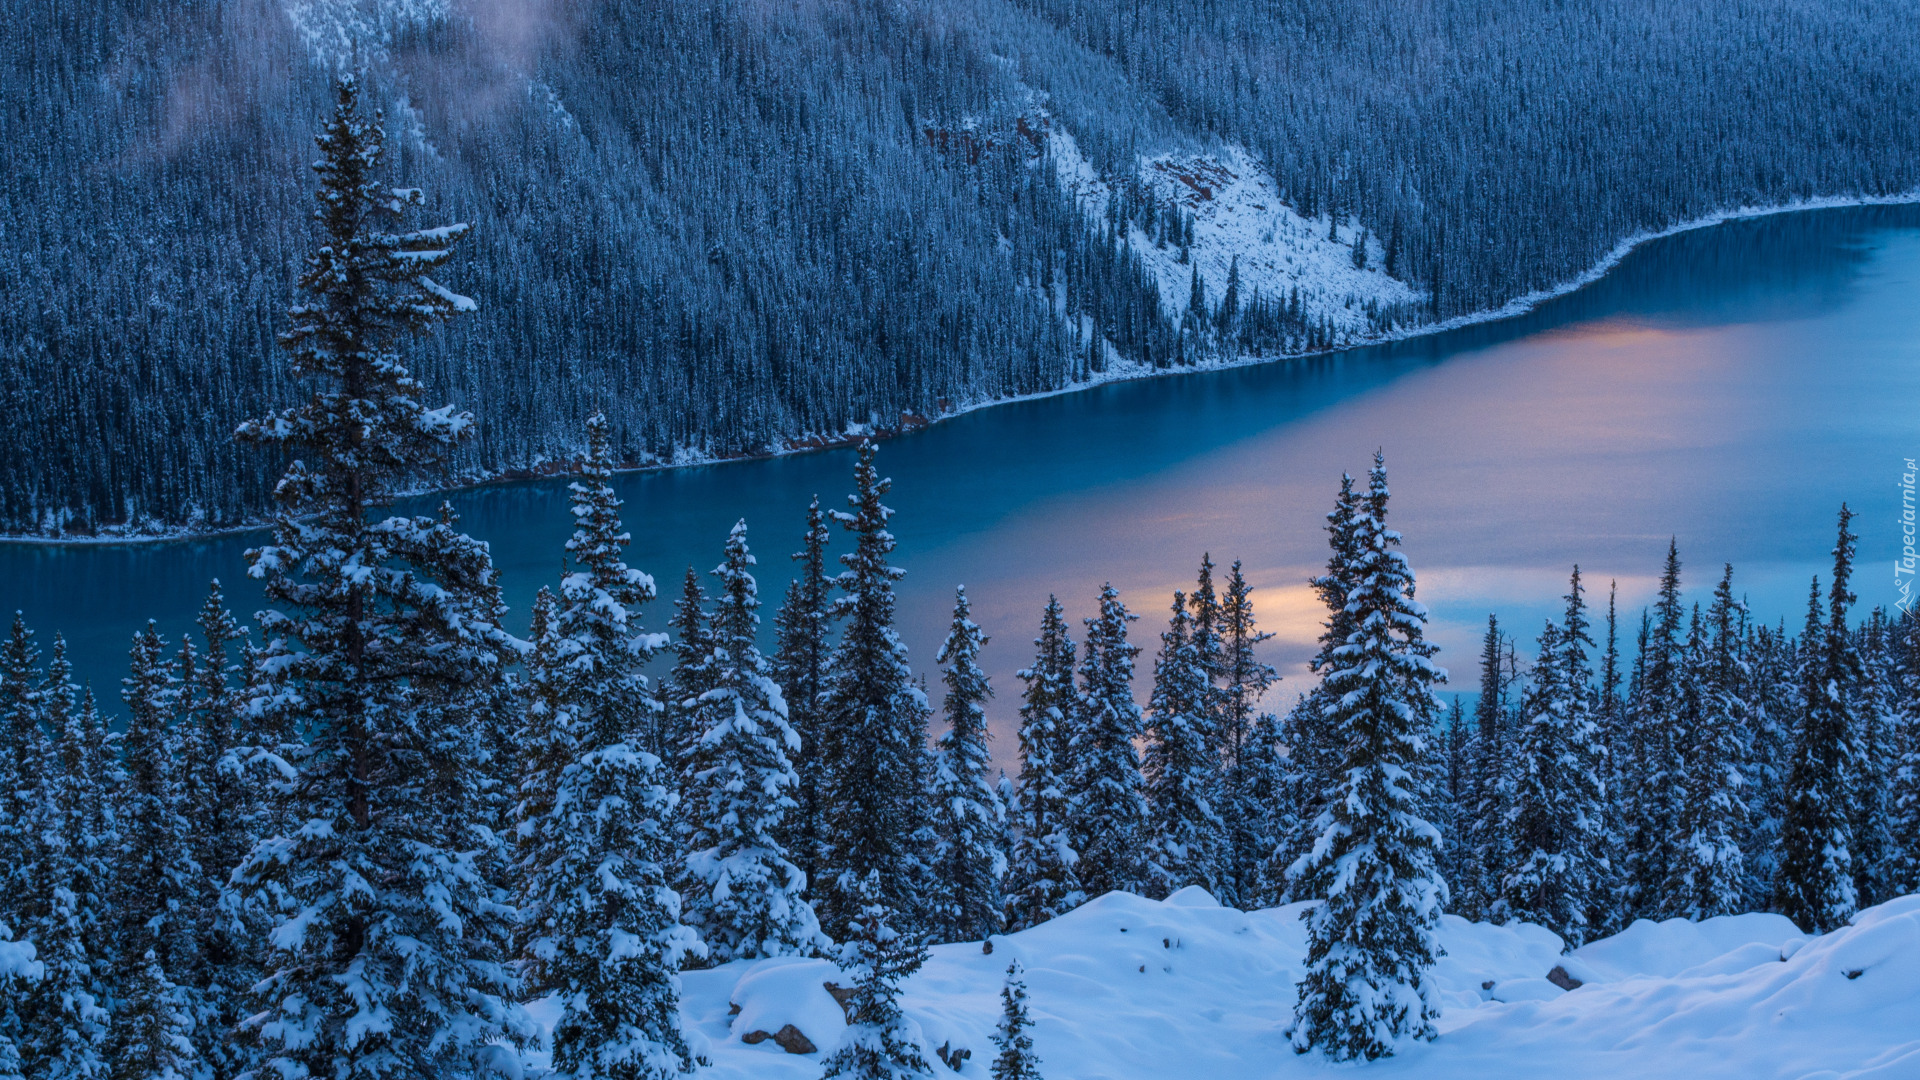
[1899,457,1917,615]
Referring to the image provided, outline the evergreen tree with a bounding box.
[0,614,46,925]
[1142,591,1223,899]
[821,876,934,1080]
[1004,598,1082,931]
[1777,506,1863,933]
[1743,619,1799,909]
[929,587,1006,944]
[517,414,699,1079]
[0,915,36,1080]
[1667,568,1749,919]
[681,520,823,963]
[664,568,716,782]
[1852,609,1895,907]
[1459,614,1510,921]
[23,671,111,1080]
[1280,477,1361,903]
[1887,611,1920,894]
[1500,569,1608,945]
[1218,561,1279,904]
[1066,584,1147,899]
[1289,454,1445,1061]
[988,961,1042,1080]
[816,443,934,939]
[229,76,530,1076]
[1591,582,1629,936]
[112,624,200,1080]
[177,582,255,1080]
[773,497,833,890]
[1625,539,1687,918]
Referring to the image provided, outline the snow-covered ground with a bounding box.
[524,889,1920,1079]
[1048,132,1421,338]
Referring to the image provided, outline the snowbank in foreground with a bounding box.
[526,891,1920,1079]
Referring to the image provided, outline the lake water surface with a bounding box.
[6,205,1918,740]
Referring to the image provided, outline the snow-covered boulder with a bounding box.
[723,956,846,1056]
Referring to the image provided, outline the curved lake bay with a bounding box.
[6,204,1917,741]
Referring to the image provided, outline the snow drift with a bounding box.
[522,890,1920,1078]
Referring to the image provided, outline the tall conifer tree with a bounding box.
[1066,585,1147,899]
[1004,599,1081,930]
[816,443,934,939]
[773,498,833,887]
[1777,507,1863,933]
[229,76,530,1076]
[1289,455,1445,1061]
[1142,592,1223,898]
[681,521,823,963]
[929,588,1005,943]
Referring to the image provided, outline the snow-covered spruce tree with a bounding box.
[1500,568,1608,946]
[822,874,934,1080]
[1743,618,1799,908]
[1589,583,1630,937]
[1218,561,1279,906]
[516,412,699,1079]
[1004,597,1081,931]
[988,960,1042,1080]
[1623,540,1687,919]
[1066,584,1147,900]
[663,568,716,790]
[112,623,201,1080]
[1889,611,1920,895]
[773,497,833,889]
[681,520,823,963]
[1458,613,1512,922]
[228,76,531,1076]
[816,442,934,940]
[175,582,257,1080]
[1289,454,1446,1062]
[1777,506,1864,933]
[0,614,48,925]
[1666,568,1750,920]
[1852,609,1896,908]
[929,587,1006,944]
[23,673,112,1080]
[1142,591,1223,899]
[1279,476,1362,904]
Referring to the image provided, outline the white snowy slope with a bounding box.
[1047,130,1422,340]
[522,889,1920,1079]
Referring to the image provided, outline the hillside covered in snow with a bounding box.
[538,889,1919,1080]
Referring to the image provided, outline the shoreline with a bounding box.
[10,190,1918,549]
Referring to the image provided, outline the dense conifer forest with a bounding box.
[0,90,1916,1073]
[4,0,1918,534]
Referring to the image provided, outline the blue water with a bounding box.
[6,204,1918,742]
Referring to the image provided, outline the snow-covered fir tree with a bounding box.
[1743,618,1799,909]
[1500,568,1608,946]
[1590,583,1630,936]
[929,587,1006,944]
[1279,477,1362,904]
[0,915,37,1080]
[1888,611,1920,895]
[1461,614,1513,921]
[1624,540,1687,919]
[23,659,112,1080]
[177,582,256,1080]
[773,497,834,889]
[1142,591,1223,899]
[1066,584,1148,900]
[816,443,935,940]
[1217,561,1279,906]
[1852,609,1896,907]
[988,960,1042,1080]
[516,413,699,1079]
[663,567,715,778]
[1777,506,1863,933]
[681,520,823,963]
[112,623,200,1080]
[1004,597,1082,931]
[1289,454,1446,1062]
[821,875,934,1080]
[0,615,47,927]
[1666,568,1750,920]
[228,76,531,1077]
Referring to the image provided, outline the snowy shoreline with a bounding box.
[10,191,1918,549]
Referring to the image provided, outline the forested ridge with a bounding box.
[6,0,1919,535]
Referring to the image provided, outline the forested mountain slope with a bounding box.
[4,0,1917,534]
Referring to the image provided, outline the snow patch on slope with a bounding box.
[523,890,1920,1079]
[1047,131,1421,340]
[283,0,449,67]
